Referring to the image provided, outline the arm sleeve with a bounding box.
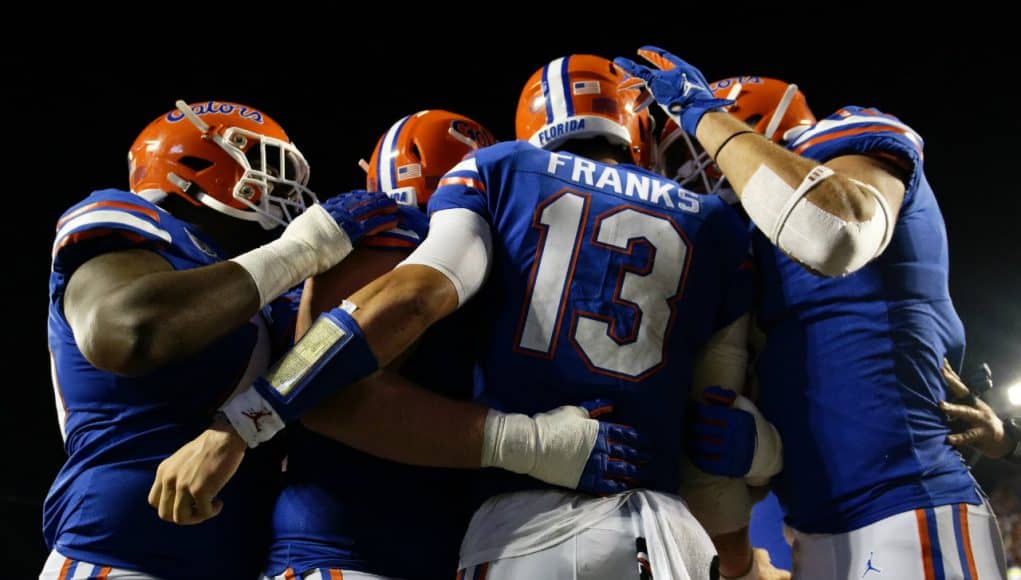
[398,208,493,306]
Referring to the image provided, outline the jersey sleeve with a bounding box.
[361,205,429,250]
[787,106,925,196]
[51,188,173,277]
[426,154,491,219]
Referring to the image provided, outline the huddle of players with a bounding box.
[42,45,1007,580]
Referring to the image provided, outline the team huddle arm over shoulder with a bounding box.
[54,191,264,376]
[220,170,495,446]
[697,110,908,276]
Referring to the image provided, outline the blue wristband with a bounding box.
[253,305,379,422]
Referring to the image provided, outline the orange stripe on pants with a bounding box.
[915,509,936,580]
[57,558,72,580]
[957,504,979,579]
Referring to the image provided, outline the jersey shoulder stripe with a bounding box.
[52,189,171,259]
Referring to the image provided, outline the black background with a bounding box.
[4,25,1019,576]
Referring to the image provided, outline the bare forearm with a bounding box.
[301,369,486,468]
[697,112,817,197]
[347,265,459,367]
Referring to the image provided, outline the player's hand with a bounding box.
[318,190,399,244]
[614,46,732,136]
[147,416,246,525]
[750,547,791,580]
[573,399,653,494]
[721,548,790,580]
[940,358,1013,459]
[687,386,757,477]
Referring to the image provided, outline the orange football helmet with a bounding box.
[658,76,816,193]
[365,110,496,207]
[128,100,315,229]
[515,54,653,167]
[710,76,815,142]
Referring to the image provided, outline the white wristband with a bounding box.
[231,204,352,308]
[219,387,286,448]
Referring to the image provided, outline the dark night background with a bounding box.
[3,27,1019,576]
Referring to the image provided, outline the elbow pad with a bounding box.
[742,165,895,276]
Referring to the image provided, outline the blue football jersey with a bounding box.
[754,107,979,533]
[428,141,753,495]
[267,205,480,580]
[45,189,292,579]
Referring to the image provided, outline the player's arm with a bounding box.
[301,370,487,467]
[696,110,905,276]
[63,192,397,376]
[679,314,784,579]
[614,46,903,278]
[64,249,261,376]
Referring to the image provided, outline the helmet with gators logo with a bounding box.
[128,100,315,229]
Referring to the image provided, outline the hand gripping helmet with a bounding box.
[128,100,316,229]
[658,76,816,194]
[365,110,496,207]
[515,54,653,167]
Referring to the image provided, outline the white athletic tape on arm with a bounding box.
[231,205,352,307]
[732,395,783,485]
[741,165,894,276]
[481,406,599,489]
[399,208,492,305]
[693,315,749,394]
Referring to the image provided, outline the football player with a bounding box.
[152,54,784,579]
[263,110,499,580]
[40,101,398,579]
[618,46,1008,578]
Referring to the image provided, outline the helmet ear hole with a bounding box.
[744,114,764,128]
[410,143,422,162]
[178,156,214,172]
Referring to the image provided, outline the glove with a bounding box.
[482,398,653,495]
[317,190,400,246]
[614,46,733,136]
[687,386,756,478]
[574,399,653,494]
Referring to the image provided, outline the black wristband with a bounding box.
[713,130,756,163]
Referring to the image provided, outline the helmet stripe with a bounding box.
[543,57,570,123]
[377,115,411,193]
[541,61,555,123]
[560,56,574,117]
